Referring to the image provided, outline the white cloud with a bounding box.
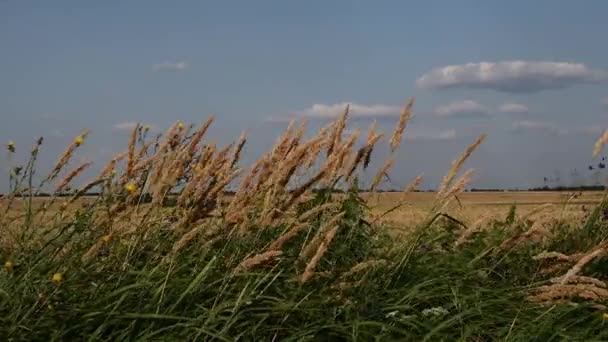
[406,129,457,141]
[435,100,489,117]
[512,121,606,136]
[152,61,188,72]
[113,122,139,130]
[498,103,529,114]
[571,126,606,135]
[266,102,401,122]
[511,120,565,134]
[416,61,608,93]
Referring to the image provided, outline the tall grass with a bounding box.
[2,100,608,341]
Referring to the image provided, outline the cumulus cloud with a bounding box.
[435,100,489,117]
[498,103,529,114]
[512,121,605,136]
[572,126,606,135]
[416,61,608,93]
[405,129,457,141]
[113,122,139,130]
[152,61,188,72]
[265,102,401,122]
[511,120,566,134]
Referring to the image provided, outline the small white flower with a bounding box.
[386,310,399,318]
[422,306,449,317]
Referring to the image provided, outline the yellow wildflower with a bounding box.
[144,125,151,131]
[51,272,64,284]
[4,261,13,272]
[101,235,111,243]
[7,140,15,152]
[177,122,184,130]
[75,135,84,146]
[111,169,117,176]
[125,183,137,194]
[603,312,608,320]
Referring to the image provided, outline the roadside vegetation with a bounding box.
[2,100,608,341]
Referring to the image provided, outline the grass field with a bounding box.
[3,108,608,340]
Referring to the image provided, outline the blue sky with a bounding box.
[2,0,608,190]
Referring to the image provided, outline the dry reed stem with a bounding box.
[98,152,127,178]
[529,283,608,303]
[188,115,215,155]
[329,128,360,179]
[339,259,388,279]
[370,158,394,192]
[300,224,340,283]
[389,97,414,152]
[54,162,92,193]
[560,243,608,285]
[126,124,139,179]
[170,225,205,255]
[497,220,548,252]
[403,173,424,193]
[48,129,90,180]
[367,120,378,145]
[327,105,349,157]
[298,202,340,222]
[436,169,474,211]
[437,134,486,196]
[236,250,283,272]
[267,222,310,251]
[551,275,607,288]
[593,129,608,158]
[230,130,247,168]
[533,251,583,262]
[454,216,491,247]
[363,133,383,169]
[300,212,345,261]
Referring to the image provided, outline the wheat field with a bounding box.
[367,190,603,228]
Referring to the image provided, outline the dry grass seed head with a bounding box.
[403,173,424,193]
[55,162,92,193]
[236,250,283,273]
[593,129,608,158]
[340,259,388,279]
[370,158,394,192]
[437,134,486,196]
[188,115,215,155]
[48,129,90,180]
[229,131,247,169]
[529,283,608,303]
[267,222,310,252]
[300,211,345,261]
[326,105,349,157]
[559,244,608,285]
[389,97,414,152]
[300,224,341,283]
[126,123,140,179]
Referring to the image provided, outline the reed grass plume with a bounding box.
[593,129,608,158]
[389,97,414,152]
[437,134,486,197]
[47,129,90,181]
[300,224,340,283]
